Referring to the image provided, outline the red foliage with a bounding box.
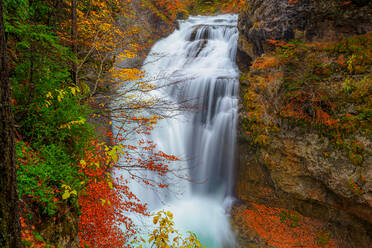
[109,114,180,182]
[281,90,339,129]
[239,203,339,248]
[20,216,53,248]
[78,140,147,248]
[252,56,280,70]
[267,39,288,47]
[78,131,179,247]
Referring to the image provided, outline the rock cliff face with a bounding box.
[234,1,372,247]
[237,0,372,61]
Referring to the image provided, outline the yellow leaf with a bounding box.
[62,184,71,190]
[112,153,119,162]
[80,160,86,168]
[62,191,70,200]
[189,236,194,242]
[167,211,173,218]
[153,216,159,224]
[70,190,77,195]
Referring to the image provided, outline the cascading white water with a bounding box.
[114,14,239,247]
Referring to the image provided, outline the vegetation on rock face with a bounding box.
[140,0,245,24]
[236,33,372,247]
[237,0,372,61]
[186,0,245,15]
[232,204,339,248]
[241,34,371,171]
[236,1,372,246]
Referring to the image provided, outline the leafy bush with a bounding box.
[16,141,83,216]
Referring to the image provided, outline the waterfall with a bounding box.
[114,14,239,248]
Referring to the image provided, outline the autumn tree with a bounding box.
[71,0,78,85]
[0,0,21,247]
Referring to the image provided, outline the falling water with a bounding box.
[114,14,239,247]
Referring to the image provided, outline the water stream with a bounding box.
[114,14,239,247]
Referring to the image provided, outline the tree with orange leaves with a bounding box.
[77,140,147,248]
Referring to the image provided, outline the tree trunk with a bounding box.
[0,0,21,247]
[71,0,78,85]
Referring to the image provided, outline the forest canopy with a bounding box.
[0,0,244,247]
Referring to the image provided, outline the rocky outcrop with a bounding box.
[237,0,372,61]
[235,129,372,247]
[235,1,372,247]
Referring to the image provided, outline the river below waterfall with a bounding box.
[114,14,240,248]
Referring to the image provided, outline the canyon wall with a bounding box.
[234,1,372,247]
